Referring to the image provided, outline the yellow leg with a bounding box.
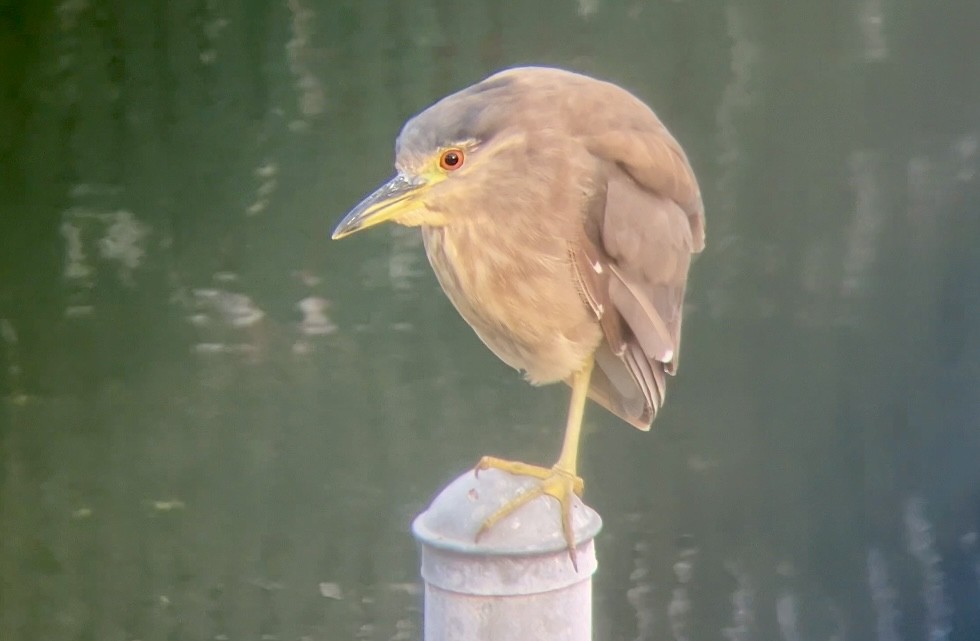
[475,355,595,569]
[555,352,593,474]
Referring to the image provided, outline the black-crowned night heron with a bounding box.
[333,66,705,566]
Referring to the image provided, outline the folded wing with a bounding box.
[572,122,705,429]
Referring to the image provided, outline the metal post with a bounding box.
[412,468,603,641]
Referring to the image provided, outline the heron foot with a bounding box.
[474,455,585,569]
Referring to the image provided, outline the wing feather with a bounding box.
[569,121,704,429]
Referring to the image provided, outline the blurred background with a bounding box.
[2,1,979,640]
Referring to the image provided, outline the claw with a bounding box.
[472,456,585,570]
[475,483,544,541]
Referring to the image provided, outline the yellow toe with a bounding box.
[473,456,585,569]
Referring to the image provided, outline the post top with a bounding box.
[412,467,603,557]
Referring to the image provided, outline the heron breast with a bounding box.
[422,224,601,383]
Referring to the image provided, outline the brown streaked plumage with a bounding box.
[332,66,704,567]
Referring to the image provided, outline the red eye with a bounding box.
[439,148,464,171]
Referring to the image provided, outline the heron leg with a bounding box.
[555,353,594,475]
[474,355,595,569]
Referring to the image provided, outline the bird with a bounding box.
[332,66,705,567]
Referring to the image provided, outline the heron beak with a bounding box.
[332,174,427,239]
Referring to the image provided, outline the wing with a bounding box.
[571,124,705,430]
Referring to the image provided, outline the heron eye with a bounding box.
[439,149,464,171]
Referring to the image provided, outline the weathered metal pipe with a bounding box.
[413,468,603,641]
